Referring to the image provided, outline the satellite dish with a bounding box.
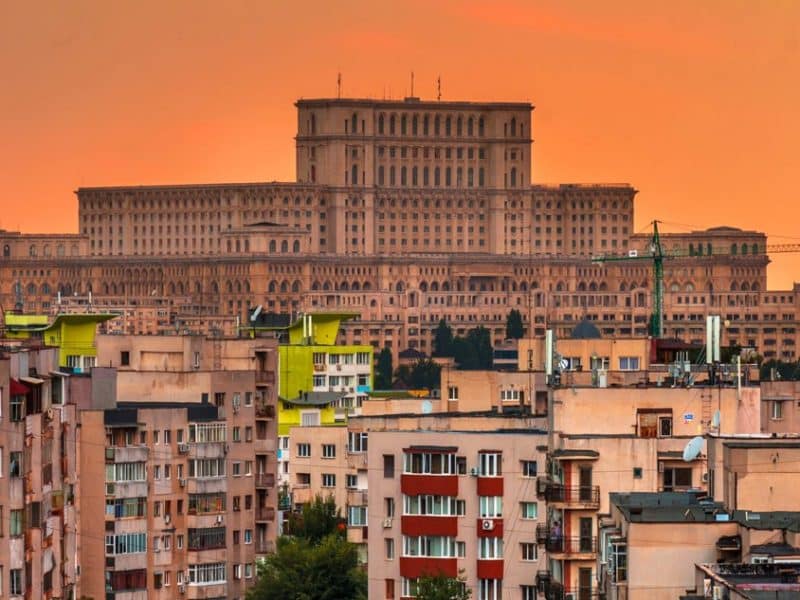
[711,410,721,429]
[682,436,704,462]
[421,400,432,414]
[559,358,569,371]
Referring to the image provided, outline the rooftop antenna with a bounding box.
[337,72,342,99]
[410,71,414,97]
[437,75,442,101]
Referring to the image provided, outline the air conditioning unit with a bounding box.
[481,519,494,531]
[46,407,55,420]
[224,444,230,454]
[216,515,224,524]
[470,468,480,477]
[105,483,115,495]
[164,514,171,524]
[382,518,393,528]
[178,443,189,454]
[178,584,186,594]
[336,364,342,371]
[179,478,186,488]
[702,472,709,483]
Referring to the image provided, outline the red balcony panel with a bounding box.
[476,518,503,538]
[401,474,458,497]
[401,515,458,537]
[477,476,504,496]
[400,556,457,579]
[477,559,504,579]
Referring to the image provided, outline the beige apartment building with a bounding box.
[0,343,83,600]
[76,334,279,600]
[348,411,548,600]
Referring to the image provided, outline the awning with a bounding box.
[49,370,70,378]
[552,448,600,461]
[10,379,29,395]
[279,391,342,406]
[20,376,45,385]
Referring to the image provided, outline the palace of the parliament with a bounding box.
[0,96,790,360]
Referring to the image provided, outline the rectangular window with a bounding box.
[521,460,537,477]
[301,411,321,427]
[522,585,537,600]
[322,473,336,487]
[10,395,24,421]
[479,453,502,476]
[520,502,538,520]
[348,431,368,453]
[385,538,395,559]
[385,497,395,518]
[479,496,503,518]
[383,454,395,478]
[10,509,23,536]
[322,444,336,458]
[521,542,538,561]
[10,569,22,595]
[478,537,503,559]
[346,474,358,488]
[188,562,226,584]
[611,541,628,582]
[772,400,784,420]
[478,578,501,600]
[348,505,367,526]
[448,385,459,400]
[619,356,640,371]
[9,451,22,477]
[297,443,311,458]
[120,351,130,366]
[187,458,226,479]
[404,452,457,475]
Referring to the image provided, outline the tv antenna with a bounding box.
[337,72,342,99]
[410,71,414,97]
[437,75,441,101]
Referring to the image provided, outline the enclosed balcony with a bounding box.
[255,472,275,488]
[543,535,598,558]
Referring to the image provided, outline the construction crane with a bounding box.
[591,221,800,338]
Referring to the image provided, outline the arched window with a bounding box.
[389,114,396,134]
[351,164,359,186]
[751,243,758,255]
[269,240,276,253]
[378,166,385,186]
[292,281,301,293]
[434,115,441,135]
[423,115,429,135]
[310,165,316,182]
[268,281,277,293]
[479,168,485,187]
[412,115,418,135]
[351,113,358,134]
[456,116,462,136]
[56,244,64,257]
[445,116,452,136]
[731,244,738,255]
[401,115,407,135]
[478,117,485,136]
[456,167,463,187]
[468,168,474,187]
[741,243,748,255]
[29,245,37,257]
[310,113,317,134]
[401,167,407,186]
[27,283,37,295]
[467,117,474,136]
[41,283,50,295]
[378,114,384,134]
[412,166,418,186]
[280,281,288,293]
[510,167,517,188]
[688,243,694,256]
[423,166,429,186]
[707,243,713,255]
[434,167,441,186]
[2,244,9,258]
[293,240,300,253]
[281,240,288,253]
[445,167,452,187]
[390,166,396,186]
[510,117,517,136]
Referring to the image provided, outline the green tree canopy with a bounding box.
[247,534,366,600]
[284,494,343,544]
[433,319,454,357]
[407,358,442,389]
[453,326,493,370]
[505,308,524,339]
[375,347,393,389]
[415,571,472,600]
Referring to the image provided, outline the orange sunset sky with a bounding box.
[2,1,799,287]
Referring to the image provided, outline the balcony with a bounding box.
[189,441,227,459]
[255,402,275,418]
[256,539,276,554]
[347,489,368,506]
[544,484,600,509]
[542,535,598,558]
[255,370,275,385]
[107,446,148,463]
[543,582,601,600]
[292,485,313,504]
[255,506,276,521]
[255,473,275,488]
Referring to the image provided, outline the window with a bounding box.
[479,453,502,476]
[448,385,459,400]
[403,535,461,557]
[106,462,146,482]
[348,506,367,526]
[232,427,241,442]
[500,389,521,402]
[120,351,130,366]
[404,495,465,516]
[322,444,336,458]
[297,443,311,458]
[313,374,325,387]
[479,578,501,600]
[520,502,538,520]
[322,473,336,487]
[244,529,252,544]
[772,400,784,420]
[619,356,640,371]
[663,467,692,491]
[383,454,395,478]
[188,562,226,584]
[10,509,23,536]
[521,542,538,561]
[404,452,457,474]
[522,585,537,600]
[659,416,673,437]
[105,532,147,555]
[301,411,321,427]
[611,541,627,582]
[385,497,395,518]
[386,578,396,599]
[385,538,395,559]
[348,431,368,452]
[10,394,24,421]
[479,496,503,518]
[479,537,503,559]
[187,458,225,479]
[521,460,537,477]
[9,451,22,477]
[10,569,22,595]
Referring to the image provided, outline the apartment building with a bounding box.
[350,411,548,600]
[76,334,279,599]
[759,380,800,434]
[0,343,83,600]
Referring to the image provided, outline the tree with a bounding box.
[284,494,343,544]
[415,571,472,600]
[408,358,442,390]
[247,534,366,600]
[433,319,454,357]
[453,327,493,370]
[505,308,524,339]
[375,347,393,389]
